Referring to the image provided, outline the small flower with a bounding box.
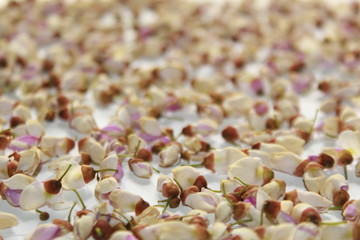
[171,166,200,189]
[303,162,326,193]
[291,203,321,225]
[275,135,305,155]
[95,177,119,201]
[138,116,163,138]
[109,189,149,215]
[271,152,303,176]
[320,174,349,207]
[338,130,360,158]
[69,114,98,134]
[128,158,153,178]
[215,200,232,223]
[228,157,274,185]
[73,211,95,240]
[261,179,286,200]
[159,143,181,168]
[184,188,219,213]
[78,137,106,164]
[39,136,75,157]
[204,147,247,174]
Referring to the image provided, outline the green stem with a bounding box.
[114,210,133,228]
[320,221,347,226]
[207,188,221,193]
[230,218,253,226]
[344,165,348,180]
[157,199,168,203]
[117,154,133,158]
[67,202,77,223]
[134,140,141,157]
[260,207,264,226]
[329,206,342,210]
[236,185,250,197]
[59,164,72,182]
[73,189,86,209]
[162,198,171,213]
[309,109,319,135]
[172,178,183,192]
[221,182,234,207]
[181,163,204,168]
[234,177,249,186]
[152,166,160,173]
[274,114,280,128]
[35,209,42,214]
[153,204,165,207]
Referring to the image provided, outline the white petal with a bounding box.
[3,174,36,189]
[19,181,46,210]
[0,211,18,229]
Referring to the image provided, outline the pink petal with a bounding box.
[30,225,61,240]
[16,135,39,145]
[5,189,21,207]
[101,125,124,134]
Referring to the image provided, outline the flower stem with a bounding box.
[67,201,77,223]
[117,154,133,158]
[207,188,221,193]
[181,163,203,168]
[134,140,141,157]
[329,206,342,210]
[309,109,319,135]
[344,165,348,180]
[230,218,252,226]
[157,199,168,203]
[260,208,264,226]
[73,189,86,209]
[162,198,171,213]
[234,177,249,186]
[58,164,72,182]
[221,182,234,207]
[320,221,347,226]
[114,210,133,228]
[172,178,183,192]
[152,166,160,173]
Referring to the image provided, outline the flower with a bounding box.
[338,130,360,158]
[171,166,200,189]
[78,137,106,164]
[228,157,274,185]
[159,143,181,168]
[204,147,247,174]
[184,188,219,213]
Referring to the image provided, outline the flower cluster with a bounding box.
[0,0,360,239]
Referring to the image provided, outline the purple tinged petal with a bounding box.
[344,204,358,221]
[244,196,256,206]
[31,225,61,240]
[298,225,318,237]
[138,133,162,143]
[251,78,263,93]
[308,155,318,162]
[278,211,297,224]
[126,235,138,240]
[16,135,39,145]
[341,184,349,191]
[7,144,27,152]
[5,189,21,207]
[293,80,311,94]
[101,125,124,134]
[114,163,124,182]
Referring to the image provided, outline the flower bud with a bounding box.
[162,182,180,199]
[78,137,106,164]
[221,126,239,142]
[128,158,152,178]
[303,162,326,193]
[291,203,321,225]
[159,143,181,168]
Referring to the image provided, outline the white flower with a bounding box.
[159,143,181,168]
[184,189,219,213]
[78,137,106,164]
[338,130,360,158]
[171,166,200,189]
